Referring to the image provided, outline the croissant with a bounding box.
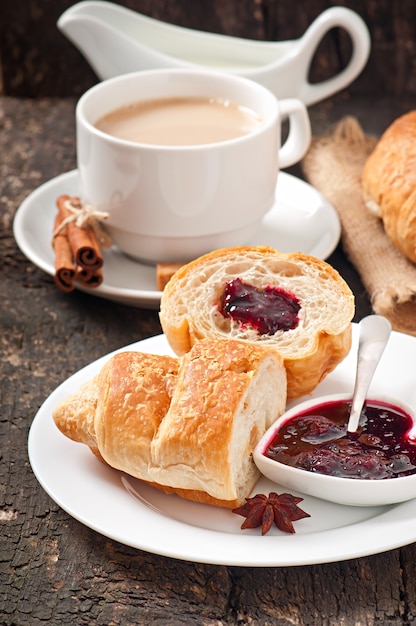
[159,246,354,400]
[362,111,416,263]
[53,338,287,508]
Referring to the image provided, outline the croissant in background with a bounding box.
[53,338,287,508]
[362,111,416,264]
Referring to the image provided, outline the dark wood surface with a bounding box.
[2,93,416,625]
[2,1,416,621]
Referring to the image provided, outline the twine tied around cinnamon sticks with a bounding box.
[53,197,112,249]
[52,194,112,293]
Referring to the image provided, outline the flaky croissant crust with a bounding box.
[362,111,416,264]
[53,339,287,508]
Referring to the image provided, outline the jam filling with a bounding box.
[265,399,416,480]
[219,278,300,335]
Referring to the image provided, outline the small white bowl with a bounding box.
[253,393,416,507]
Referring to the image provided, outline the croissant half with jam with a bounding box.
[159,246,355,400]
[53,338,287,508]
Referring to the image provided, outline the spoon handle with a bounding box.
[347,315,392,434]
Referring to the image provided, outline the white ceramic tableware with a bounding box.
[28,331,416,565]
[58,2,370,107]
[76,68,311,263]
[254,392,416,507]
[13,170,340,308]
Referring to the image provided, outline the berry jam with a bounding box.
[219,278,300,335]
[265,399,416,479]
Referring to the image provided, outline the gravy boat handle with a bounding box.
[294,7,370,106]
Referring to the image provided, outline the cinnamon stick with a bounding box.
[52,214,76,293]
[56,194,104,271]
[76,267,103,289]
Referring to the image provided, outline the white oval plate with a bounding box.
[28,326,416,566]
[14,169,340,309]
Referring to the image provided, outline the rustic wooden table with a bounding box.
[2,94,416,625]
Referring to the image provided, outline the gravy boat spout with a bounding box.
[58,1,370,106]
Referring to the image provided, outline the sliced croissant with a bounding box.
[53,339,287,508]
[159,246,354,400]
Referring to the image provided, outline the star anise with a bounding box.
[232,492,310,535]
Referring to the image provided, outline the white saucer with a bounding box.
[13,169,341,309]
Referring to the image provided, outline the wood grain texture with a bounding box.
[1,95,416,624]
[1,0,416,98]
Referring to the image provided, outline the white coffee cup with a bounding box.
[76,69,311,263]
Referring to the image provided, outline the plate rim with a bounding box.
[28,328,416,567]
[13,169,341,308]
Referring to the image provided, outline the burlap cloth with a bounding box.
[302,116,416,336]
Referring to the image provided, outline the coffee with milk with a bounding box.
[94,97,263,146]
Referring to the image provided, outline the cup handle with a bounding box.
[278,99,311,169]
[295,7,371,106]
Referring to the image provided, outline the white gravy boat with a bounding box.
[58,1,370,106]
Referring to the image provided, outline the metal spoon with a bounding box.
[347,314,392,434]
